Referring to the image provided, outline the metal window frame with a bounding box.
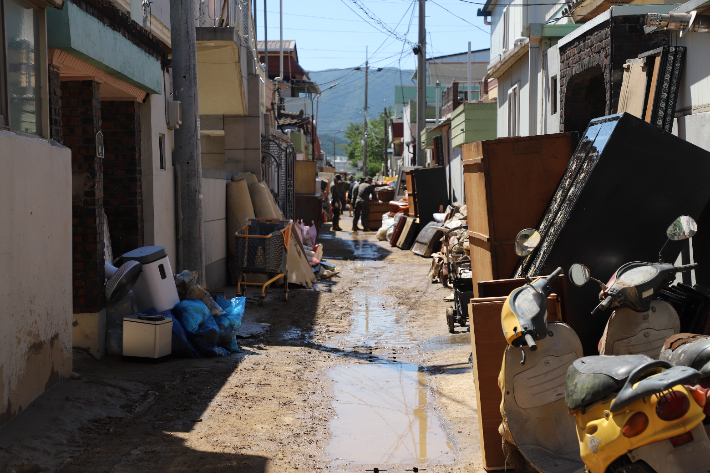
[508,83,520,136]
[551,75,558,115]
[1,0,48,137]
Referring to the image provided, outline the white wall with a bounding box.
[141,73,177,267]
[496,55,530,138]
[675,31,710,116]
[541,43,561,135]
[0,132,72,426]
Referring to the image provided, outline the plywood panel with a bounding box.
[295,160,317,194]
[618,60,647,119]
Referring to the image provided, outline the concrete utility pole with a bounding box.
[467,41,472,103]
[416,0,426,166]
[363,46,369,175]
[170,0,205,281]
[264,0,268,79]
[383,107,389,176]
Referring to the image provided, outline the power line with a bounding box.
[430,0,490,34]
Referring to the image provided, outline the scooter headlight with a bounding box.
[514,286,543,319]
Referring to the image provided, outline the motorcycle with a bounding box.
[564,216,710,472]
[568,216,699,359]
[498,229,586,473]
[566,355,709,472]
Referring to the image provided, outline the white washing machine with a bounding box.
[122,246,180,312]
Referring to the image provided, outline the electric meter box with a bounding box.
[122,315,172,358]
[121,246,180,312]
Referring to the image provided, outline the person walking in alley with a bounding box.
[330,174,346,231]
[346,175,356,216]
[354,177,379,232]
[350,177,364,231]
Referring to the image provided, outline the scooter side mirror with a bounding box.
[568,263,591,287]
[515,229,541,257]
[666,215,697,241]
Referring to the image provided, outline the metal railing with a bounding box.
[195,0,257,59]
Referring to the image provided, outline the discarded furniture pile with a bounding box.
[455,115,710,471]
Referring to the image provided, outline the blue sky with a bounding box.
[260,0,492,72]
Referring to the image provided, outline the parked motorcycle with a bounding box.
[498,229,585,473]
[566,355,709,472]
[564,216,710,472]
[567,216,698,358]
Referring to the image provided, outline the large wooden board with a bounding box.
[469,296,561,470]
[295,161,317,194]
[617,59,647,119]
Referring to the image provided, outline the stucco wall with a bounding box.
[0,132,72,426]
[496,55,530,138]
[140,82,177,267]
[202,176,228,290]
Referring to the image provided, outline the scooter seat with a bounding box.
[660,333,710,378]
[566,354,653,410]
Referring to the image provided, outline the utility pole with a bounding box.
[170,0,205,281]
[416,0,426,166]
[279,0,283,79]
[363,46,369,176]
[383,107,389,176]
[264,0,268,79]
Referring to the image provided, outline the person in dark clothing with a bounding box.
[354,177,379,231]
[346,176,355,216]
[350,177,365,232]
[330,174,346,231]
[350,178,364,229]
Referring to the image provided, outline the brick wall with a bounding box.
[102,101,144,258]
[559,23,611,133]
[49,65,62,144]
[559,15,669,133]
[62,80,105,314]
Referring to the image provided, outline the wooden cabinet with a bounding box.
[405,170,418,217]
[463,133,575,297]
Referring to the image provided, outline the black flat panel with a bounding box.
[520,113,710,355]
[413,167,449,225]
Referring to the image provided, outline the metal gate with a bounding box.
[261,134,295,220]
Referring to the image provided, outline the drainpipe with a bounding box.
[528,23,542,137]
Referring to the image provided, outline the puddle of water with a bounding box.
[326,363,453,465]
[424,333,470,347]
[325,294,416,350]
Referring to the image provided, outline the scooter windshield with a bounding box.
[514,286,543,319]
[617,265,658,285]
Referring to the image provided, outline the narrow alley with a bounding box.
[0,218,482,473]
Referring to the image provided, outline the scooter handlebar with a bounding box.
[547,267,564,282]
[676,263,699,272]
[524,333,538,351]
[592,296,614,315]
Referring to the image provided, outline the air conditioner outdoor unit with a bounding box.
[167,100,182,130]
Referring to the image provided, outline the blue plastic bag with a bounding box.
[172,300,212,333]
[137,309,200,359]
[172,300,228,357]
[189,316,230,357]
[214,296,245,352]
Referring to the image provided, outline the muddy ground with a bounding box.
[0,216,485,473]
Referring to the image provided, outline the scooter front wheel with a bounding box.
[502,438,528,472]
[606,455,655,473]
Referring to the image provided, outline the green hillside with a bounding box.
[311,67,414,158]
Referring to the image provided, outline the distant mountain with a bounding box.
[311,67,415,157]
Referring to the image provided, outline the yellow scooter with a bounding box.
[499,229,585,473]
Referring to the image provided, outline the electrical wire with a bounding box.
[429,0,490,34]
